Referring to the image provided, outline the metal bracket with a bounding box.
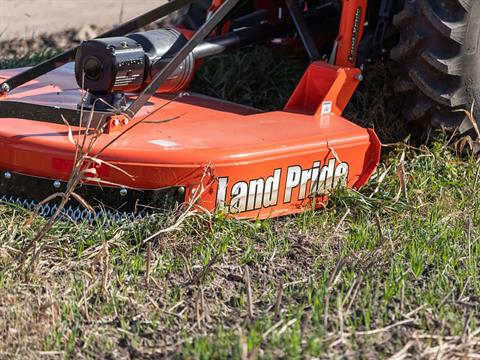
[284,0,320,62]
[372,0,395,54]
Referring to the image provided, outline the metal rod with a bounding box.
[190,21,288,59]
[127,0,243,117]
[98,0,194,38]
[284,0,321,61]
[187,4,340,60]
[0,0,197,95]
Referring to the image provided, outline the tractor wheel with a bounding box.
[391,0,480,139]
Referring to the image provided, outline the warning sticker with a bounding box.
[321,101,333,115]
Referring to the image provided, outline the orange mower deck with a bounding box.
[0,60,380,219]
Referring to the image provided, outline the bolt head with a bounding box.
[119,188,128,197]
[53,180,61,189]
[355,74,364,82]
[122,118,129,126]
[0,83,10,94]
[113,118,120,126]
[178,186,185,195]
[4,171,12,179]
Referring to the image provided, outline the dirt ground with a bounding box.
[0,0,167,41]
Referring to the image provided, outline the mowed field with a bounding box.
[0,10,480,360]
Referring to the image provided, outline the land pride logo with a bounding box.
[216,159,349,214]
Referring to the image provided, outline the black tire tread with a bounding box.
[420,1,468,44]
[391,0,475,133]
[421,50,463,76]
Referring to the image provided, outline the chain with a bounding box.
[0,194,145,223]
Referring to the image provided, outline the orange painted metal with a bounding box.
[335,0,367,67]
[285,61,362,116]
[208,0,226,15]
[104,114,131,133]
[0,56,380,219]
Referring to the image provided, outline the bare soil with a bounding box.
[0,0,166,41]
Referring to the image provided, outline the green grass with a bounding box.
[0,48,61,70]
[0,46,479,359]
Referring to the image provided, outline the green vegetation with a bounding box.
[0,46,479,359]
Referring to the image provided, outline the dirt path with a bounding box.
[0,0,167,41]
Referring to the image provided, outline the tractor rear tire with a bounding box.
[391,0,480,138]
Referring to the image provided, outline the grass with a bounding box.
[1,46,480,359]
